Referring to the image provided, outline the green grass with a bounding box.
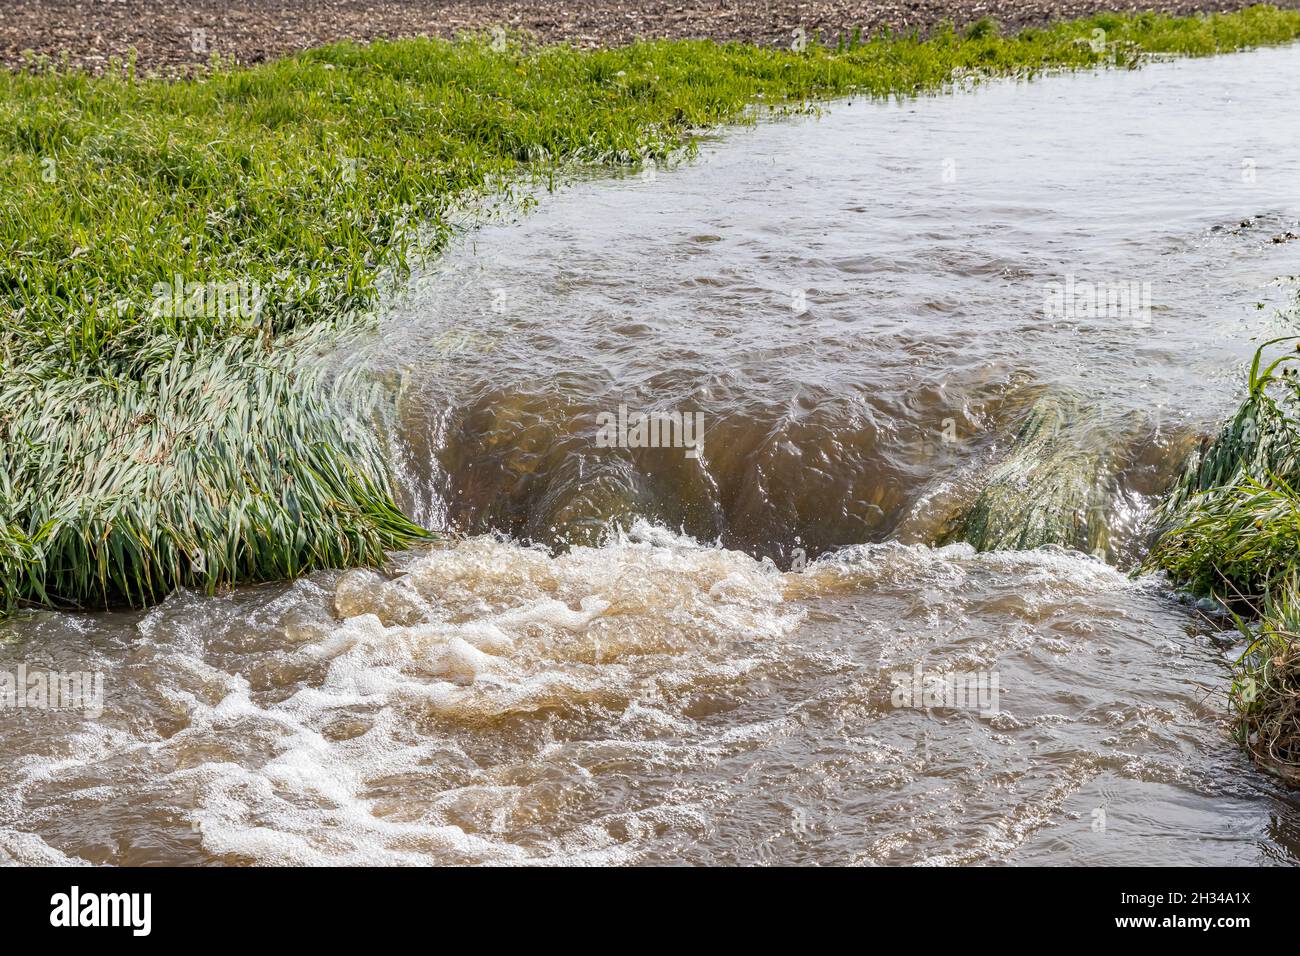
[4,7,1300,611]
[1147,337,1300,783]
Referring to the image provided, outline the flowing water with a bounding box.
[5,46,1300,866]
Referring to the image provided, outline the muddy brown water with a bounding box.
[5,46,1300,866]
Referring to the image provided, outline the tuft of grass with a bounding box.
[1148,336,1300,599]
[1147,337,1300,783]
[1229,589,1300,782]
[0,326,423,610]
[944,388,1113,553]
[965,17,1004,41]
[4,7,1300,611]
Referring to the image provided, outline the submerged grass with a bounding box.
[944,388,1116,554]
[1147,337,1300,783]
[5,7,1300,611]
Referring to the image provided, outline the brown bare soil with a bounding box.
[3,0,1298,75]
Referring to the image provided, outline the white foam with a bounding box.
[150,527,807,864]
[0,829,89,867]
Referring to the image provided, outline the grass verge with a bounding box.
[1147,337,1300,783]
[5,6,1300,611]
